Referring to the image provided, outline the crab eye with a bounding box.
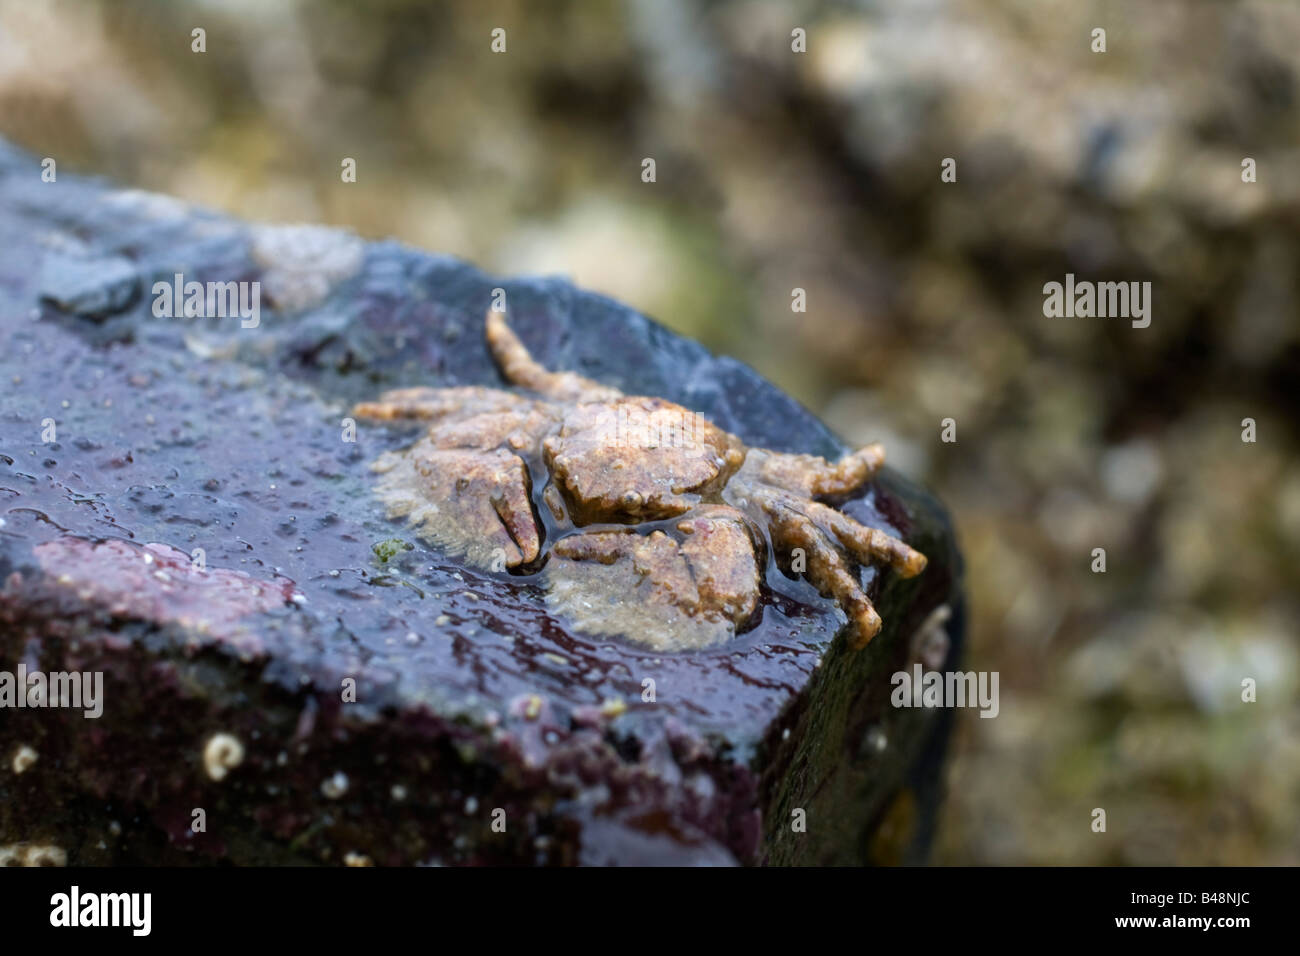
[620,490,644,510]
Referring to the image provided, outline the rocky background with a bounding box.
[1,0,1296,864]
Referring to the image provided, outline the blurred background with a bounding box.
[2,0,1297,864]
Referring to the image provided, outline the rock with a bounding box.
[38,251,140,319]
[0,137,964,865]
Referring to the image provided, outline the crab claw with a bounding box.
[371,440,540,569]
[545,506,761,651]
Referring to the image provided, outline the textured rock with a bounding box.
[0,138,963,865]
[38,251,140,318]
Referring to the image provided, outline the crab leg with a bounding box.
[755,444,886,497]
[798,499,927,577]
[353,386,532,422]
[761,495,884,646]
[485,309,622,403]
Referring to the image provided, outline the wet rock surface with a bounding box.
[0,138,963,865]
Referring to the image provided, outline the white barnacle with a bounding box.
[203,732,245,781]
[12,744,38,775]
[321,771,349,799]
[23,845,67,867]
[250,223,364,313]
[910,602,952,671]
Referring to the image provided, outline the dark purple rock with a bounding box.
[0,137,963,865]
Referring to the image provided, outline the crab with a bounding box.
[352,310,926,652]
